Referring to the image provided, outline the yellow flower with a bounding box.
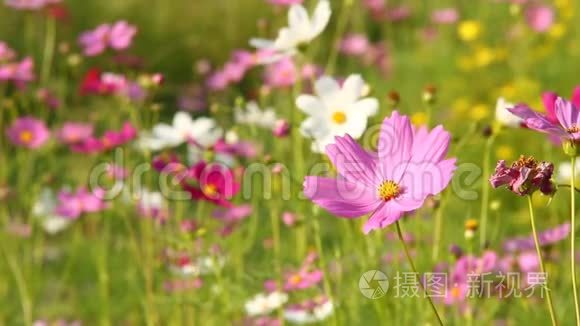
[549,23,566,39]
[452,98,470,115]
[496,145,514,160]
[411,112,428,125]
[458,20,482,42]
[474,47,494,67]
[470,103,490,121]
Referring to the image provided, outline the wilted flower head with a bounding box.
[490,155,555,196]
[6,116,50,149]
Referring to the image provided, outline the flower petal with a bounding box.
[363,202,403,234]
[555,97,580,130]
[304,176,379,218]
[411,125,451,163]
[296,94,325,116]
[311,0,331,36]
[509,104,566,136]
[341,74,364,104]
[352,98,379,117]
[325,134,378,186]
[314,76,340,101]
[378,111,413,180]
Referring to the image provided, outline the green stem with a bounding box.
[2,243,32,325]
[395,221,444,326]
[479,136,494,249]
[571,156,580,325]
[527,196,558,326]
[431,190,448,261]
[40,17,56,85]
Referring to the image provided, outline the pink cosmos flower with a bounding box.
[56,122,94,145]
[0,42,16,62]
[0,57,35,86]
[264,57,297,88]
[503,223,570,252]
[5,0,60,10]
[525,5,554,33]
[339,34,370,56]
[489,156,555,196]
[304,111,456,233]
[181,161,240,207]
[55,187,106,219]
[509,93,580,143]
[6,116,50,149]
[282,211,297,226]
[70,122,136,153]
[273,119,290,138]
[78,21,137,56]
[431,8,459,24]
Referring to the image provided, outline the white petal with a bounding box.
[314,76,340,99]
[296,94,325,116]
[341,74,364,103]
[152,124,184,145]
[250,38,274,49]
[352,98,379,117]
[310,0,331,38]
[173,111,193,131]
[288,3,309,29]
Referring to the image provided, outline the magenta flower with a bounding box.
[503,223,571,252]
[0,57,35,86]
[509,93,580,143]
[525,5,554,33]
[56,122,94,145]
[339,34,370,56]
[5,0,60,10]
[181,161,240,207]
[78,21,137,56]
[264,57,296,89]
[55,187,106,219]
[70,122,136,153]
[304,111,456,234]
[431,8,459,24]
[489,156,555,196]
[0,42,16,62]
[6,116,50,149]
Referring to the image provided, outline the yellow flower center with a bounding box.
[566,124,580,133]
[451,285,462,299]
[332,111,347,124]
[377,180,401,201]
[19,130,32,143]
[289,274,302,285]
[202,184,218,197]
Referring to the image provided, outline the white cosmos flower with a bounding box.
[245,291,288,316]
[32,188,72,235]
[495,97,522,128]
[146,112,223,150]
[235,101,278,130]
[284,300,334,324]
[296,74,378,153]
[250,0,331,60]
[556,161,580,184]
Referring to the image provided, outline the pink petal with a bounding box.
[555,97,580,130]
[325,134,378,187]
[378,111,413,180]
[393,158,456,212]
[509,104,566,136]
[363,202,403,234]
[304,176,379,218]
[411,125,451,163]
[572,86,580,108]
